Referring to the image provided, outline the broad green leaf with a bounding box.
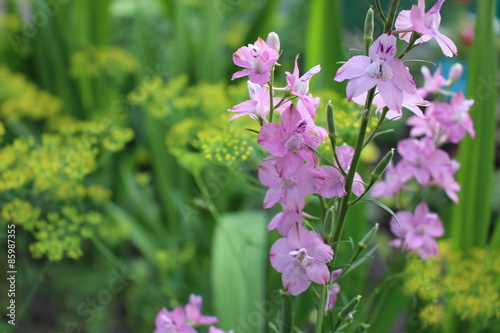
[211,211,268,333]
[450,0,497,251]
[306,0,345,94]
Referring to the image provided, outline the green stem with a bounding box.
[331,88,375,258]
[374,0,386,22]
[362,107,389,148]
[268,66,276,123]
[316,284,328,333]
[383,0,400,33]
[398,32,422,59]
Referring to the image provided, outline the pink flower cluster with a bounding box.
[372,64,474,259]
[389,202,444,260]
[372,64,473,203]
[154,294,232,333]
[230,33,365,295]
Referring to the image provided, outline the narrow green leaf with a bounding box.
[105,203,157,263]
[211,211,268,333]
[360,198,400,227]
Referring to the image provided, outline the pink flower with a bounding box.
[397,138,453,186]
[258,159,322,211]
[371,162,410,197]
[257,104,320,178]
[185,294,218,325]
[325,269,342,311]
[318,144,365,198]
[335,34,418,113]
[154,307,197,333]
[228,81,288,122]
[433,92,475,143]
[232,37,280,85]
[395,0,457,57]
[285,55,321,118]
[270,223,333,295]
[417,65,446,98]
[389,202,444,260]
[154,295,218,333]
[408,92,475,145]
[267,203,304,236]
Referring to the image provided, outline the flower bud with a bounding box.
[359,223,379,249]
[267,32,280,53]
[371,148,394,181]
[326,101,337,145]
[364,8,374,54]
[339,295,362,321]
[447,63,463,83]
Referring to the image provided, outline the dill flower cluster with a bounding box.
[70,45,138,78]
[0,119,133,260]
[404,241,500,327]
[0,66,61,122]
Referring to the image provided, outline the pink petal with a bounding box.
[334,55,371,82]
[263,186,282,209]
[346,76,378,101]
[258,123,288,156]
[275,152,305,178]
[287,223,313,249]
[305,262,330,285]
[269,238,292,272]
[283,260,310,295]
[377,80,403,113]
[248,71,271,85]
[231,68,252,81]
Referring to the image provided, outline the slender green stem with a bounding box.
[383,0,400,33]
[268,66,276,123]
[17,261,51,323]
[398,32,422,59]
[316,284,328,333]
[363,107,389,148]
[331,88,375,258]
[374,0,386,22]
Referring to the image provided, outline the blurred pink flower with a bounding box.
[395,0,457,57]
[154,294,218,333]
[325,269,342,311]
[270,223,333,295]
[317,144,365,198]
[209,327,234,333]
[389,202,444,260]
[408,92,475,145]
[371,162,410,197]
[232,37,280,85]
[417,65,447,98]
[335,34,418,113]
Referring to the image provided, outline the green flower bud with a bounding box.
[364,8,374,54]
[371,148,394,181]
[359,223,379,249]
[326,101,337,146]
[339,295,362,321]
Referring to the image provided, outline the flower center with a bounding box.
[289,248,315,268]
